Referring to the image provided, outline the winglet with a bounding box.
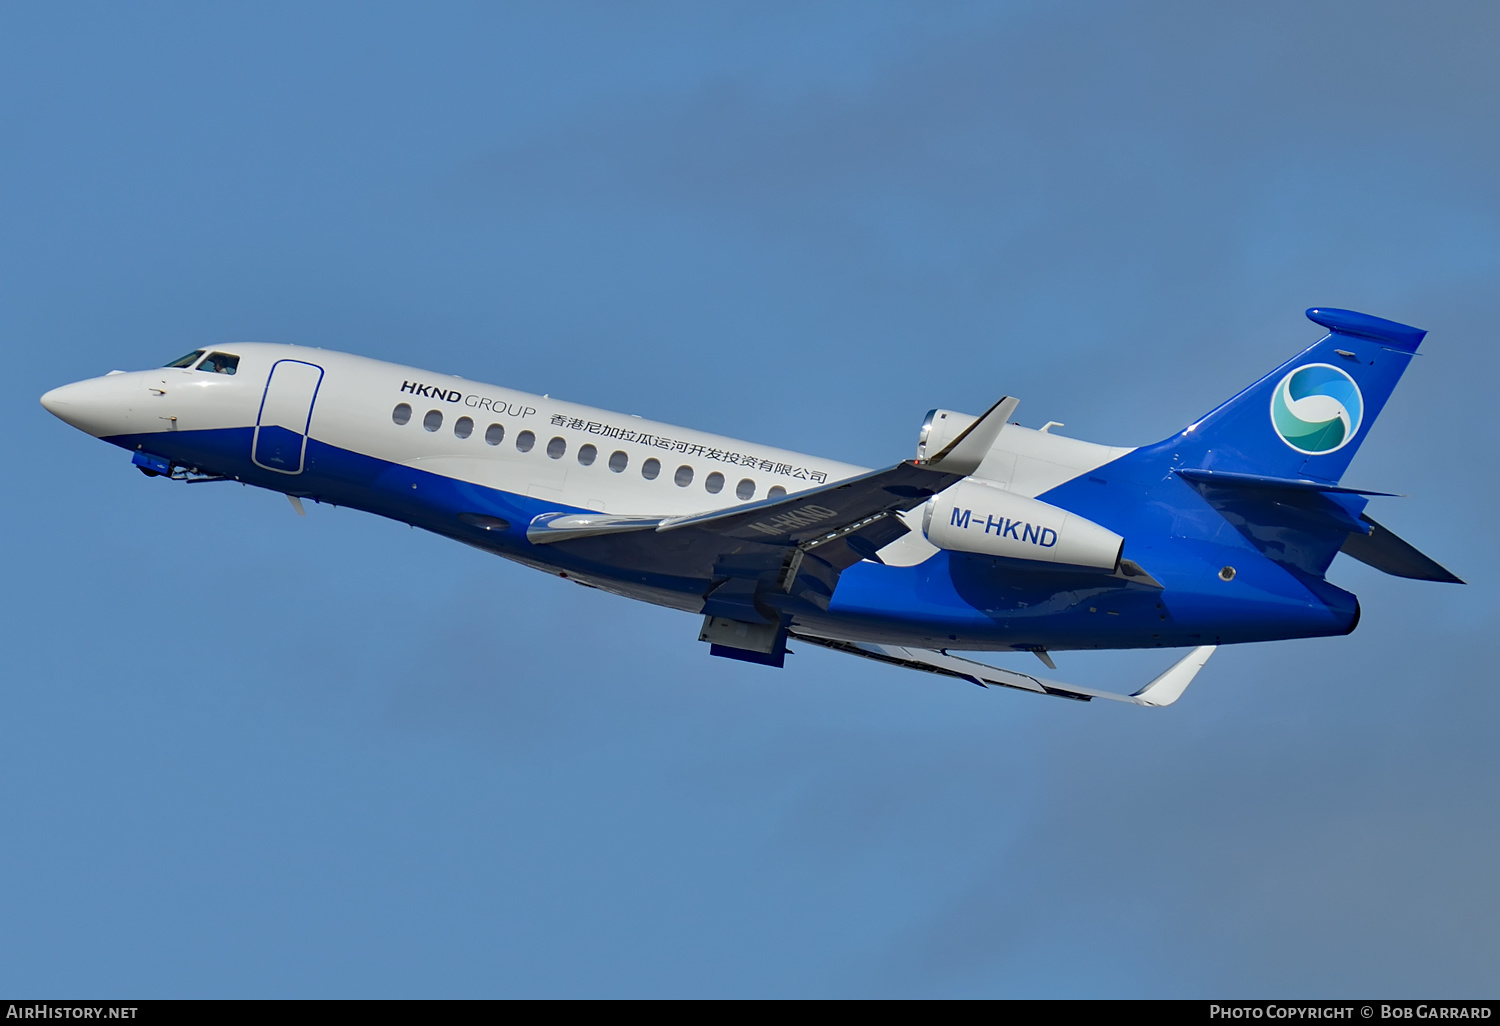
[925,396,1018,476]
[1129,645,1217,707]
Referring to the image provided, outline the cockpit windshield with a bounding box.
[198,352,239,375]
[164,350,206,369]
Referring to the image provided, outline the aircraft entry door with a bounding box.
[253,359,325,474]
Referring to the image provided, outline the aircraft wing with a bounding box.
[525,397,1018,615]
[795,634,1217,707]
[526,458,962,612]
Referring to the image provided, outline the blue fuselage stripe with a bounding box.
[109,426,1358,651]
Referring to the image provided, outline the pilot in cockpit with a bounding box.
[196,352,239,375]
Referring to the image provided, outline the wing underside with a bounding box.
[795,634,1217,706]
[524,398,1020,622]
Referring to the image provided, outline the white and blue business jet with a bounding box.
[41,307,1459,706]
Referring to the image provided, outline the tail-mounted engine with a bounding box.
[923,477,1123,571]
[916,409,978,462]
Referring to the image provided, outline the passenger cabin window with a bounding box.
[767,485,787,499]
[423,409,443,432]
[736,478,755,500]
[704,472,724,494]
[198,352,239,375]
[674,465,694,487]
[577,444,597,466]
[516,430,535,453]
[454,416,473,439]
[485,423,505,446]
[392,403,412,425]
[164,350,205,369]
[547,436,566,460]
[642,458,661,480]
[608,451,628,473]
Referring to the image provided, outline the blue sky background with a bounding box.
[3,1,1498,997]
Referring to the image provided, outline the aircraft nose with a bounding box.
[39,373,134,436]
[40,382,81,416]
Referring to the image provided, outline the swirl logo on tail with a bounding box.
[1270,363,1363,454]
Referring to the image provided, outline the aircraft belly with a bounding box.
[101,425,716,596]
[101,425,1362,649]
[821,548,1357,651]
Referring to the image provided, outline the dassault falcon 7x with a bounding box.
[40,307,1460,706]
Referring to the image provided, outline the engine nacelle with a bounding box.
[916,409,978,461]
[924,478,1123,570]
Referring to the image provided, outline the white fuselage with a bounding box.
[44,342,1131,559]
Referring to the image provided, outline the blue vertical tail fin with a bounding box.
[1167,308,1425,484]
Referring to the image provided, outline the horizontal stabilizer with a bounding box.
[1339,514,1464,583]
[1175,468,1396,497]
[1177,466,1376,575]
[797,634,1217,707]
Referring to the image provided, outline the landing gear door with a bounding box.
[253,359,324,474]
